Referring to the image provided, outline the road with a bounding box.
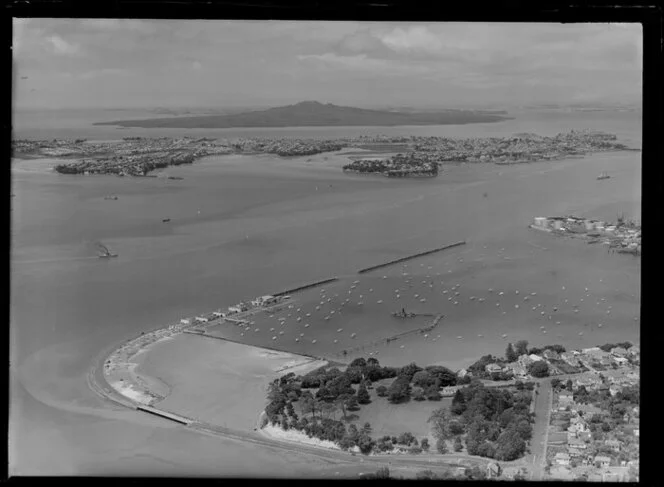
[528,379,553,480]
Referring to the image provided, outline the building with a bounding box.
[518,354,534,368]
[605,439,621,452]
[610,347,629,357]
[543,349,560,360]
[594,455,612,468]
[560,352,581,367]
[528,354,544,362]
[568,438,587,451]
[558,391,574,407]
[554,452,570,466]
[486,363,503,374]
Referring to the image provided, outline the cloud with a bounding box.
[297,52,432,76]
[47,35,81,56]
[192,61,202,70]
[379,26,443,55]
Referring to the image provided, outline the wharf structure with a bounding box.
[529,216,640,254]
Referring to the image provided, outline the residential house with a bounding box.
[605,439,621,452]
[486,462,501,478]
[457,368,469,378]
[609,385,622,396]
[577,431,592,442]
[612,356,629,366]
[518,354,534,368]
[558,391,574,407]
[610,347,629,357]
[575,404,604,421]
[504,362,528,378]
[594,455,612,468]
[485,363,503,374]
[543,349,561,360]
[529,354,544,362]
[554,452,570,466]
[560,352,581,367]
[568,438,587,451]
[628,346,640,356]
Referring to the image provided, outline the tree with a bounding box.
[425,384,441,401]
[387,376,411,403]
[450,389,467,415]
[349,357,367,368]
[428,407,454,441]
[506,343,518,362]
[376,385,388,397]
[346,395,360,412]
[551,378,561,389]
[528,361,550,378]
[374,467,390,479]
[421,438,430,451]
[335,393,353,420]
[367,357,380,367]
[362,422,372,435]
[566,379,574,390]
[412,370,434,388]
[436,438,448,454]
[425,366,457,386]
[398,362,423,380]
[412,387,426,401]
[357,382,371,404]
[515,340,529,356]
[453,436,463,452]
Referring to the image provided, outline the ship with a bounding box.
[392,308,417,319]
[167,176,184,180]
[597,171,610,180]
[162,218,171,223]
[97,242,118,258]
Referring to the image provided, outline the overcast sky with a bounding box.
[12,20,642,110]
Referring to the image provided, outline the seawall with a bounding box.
[357,241,466,274]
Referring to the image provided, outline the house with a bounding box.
[486,363,503,374]
[628,346,640,356]
[554,452,570,466]
[486,462,501,478]
[558,391,574,406]
[610,347,629,357]
[613,356,629,366]
[528,354,544,362]
[457,368,469,378]
[577,431,592,442]
[504,362,528,378]
[609,385,622,396]
[575,404,603,421]
[605,439,621,452]
[594,455,612,468]
[179,318,191,325]
[543,349,560,360]
[560,352,581,367]
[518,354,534,368]
[568,438,587,451]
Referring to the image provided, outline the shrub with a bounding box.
[436,438,448,454]
[376,385,388,397]
[421,438,430,451]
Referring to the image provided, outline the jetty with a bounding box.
[357,241,466,274]
[336,314,443,357]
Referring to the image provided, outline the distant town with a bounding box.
[12,129,635,179]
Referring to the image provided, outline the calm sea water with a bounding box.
[10,108,641,475]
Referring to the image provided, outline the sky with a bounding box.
[12,20,642,110]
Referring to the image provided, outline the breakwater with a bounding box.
[183,329,324,362]
[272,277,339,297]
[335,314,444,357]
[357,241,466,274]
[136,405,193,425]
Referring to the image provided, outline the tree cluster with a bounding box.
[428,381,534,461]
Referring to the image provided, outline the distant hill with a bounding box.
[93,101,513,128]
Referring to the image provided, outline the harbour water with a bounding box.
[10,108,641,475]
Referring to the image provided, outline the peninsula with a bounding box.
[92,101,512,128]
[12,129,635,178]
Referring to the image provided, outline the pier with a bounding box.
[357,241,466,274]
